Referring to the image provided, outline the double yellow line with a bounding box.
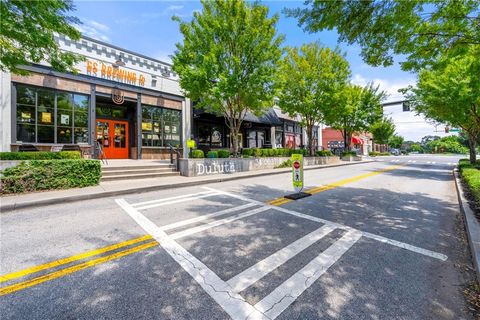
[0,235,158,296]
[1,163,404,296]
[268,164,404,206]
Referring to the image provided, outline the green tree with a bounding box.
[409,143,423,153]
[276,42,350,156]
[172,0,283,156]
[388,135,404,149]
[370,117,396,145]
[286,0,480,71]
[1,0,83,75]
[402,45,480,163]
[325,84,385,151]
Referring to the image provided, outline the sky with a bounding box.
[71,0,442,141]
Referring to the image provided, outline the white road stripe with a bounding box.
[431,161,436,164]
[132,190,217,207]
[161,203,257,232]
[412,160,417,163]
[427,161,432,164]
[135,193,220,210]
[227,225,336,293]
[203,187,448,261]
[254,230,362,319]
[408,160,412,163]
[169,206,270,240]
[116,199,266,320]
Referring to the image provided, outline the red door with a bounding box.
[96,119,129,159]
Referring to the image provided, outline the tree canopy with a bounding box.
[286,0,480,71]
[1,0,83,75]
[402,45,480,162]
[370,117,396,145]
[388,134,404,149]
[277,42,350,155]
[325,84,385,150]
[172,0,283,155]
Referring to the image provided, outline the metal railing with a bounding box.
[167,144,181,171]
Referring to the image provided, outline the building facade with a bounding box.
[0,35,191,159]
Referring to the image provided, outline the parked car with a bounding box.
[390,148,400,156]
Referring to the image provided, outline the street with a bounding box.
[0,154,476,319]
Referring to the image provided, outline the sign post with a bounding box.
[187,139,196,158]
[291,154,303,193]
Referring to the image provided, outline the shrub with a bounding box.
[459,159,480,208]
[275,148,283,156]
[317,150,334,157]
[341,151,357,157]
[0,151,81,160]
[0,159,101,194]
[274,159,292,169]
[207,150,218,158]
[266,149,275,157]
[252,148,262,157]
[191,149,204,158]
[242,148,253,157]
[217,150,230,158]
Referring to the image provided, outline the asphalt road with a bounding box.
[0,154,476,319]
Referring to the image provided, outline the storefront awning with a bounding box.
[351,136,363,145]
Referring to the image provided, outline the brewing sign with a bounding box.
[291,154,303,193]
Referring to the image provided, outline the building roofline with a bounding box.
[79,35,174,67]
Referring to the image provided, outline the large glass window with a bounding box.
[142,105,181,147]
[15,85,90,144]
[196,122,224,148]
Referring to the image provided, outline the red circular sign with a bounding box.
[293,161,300,169]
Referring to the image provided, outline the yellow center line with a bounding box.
[0,240,159,296]
[268,164,404,206]
[0,234,153,283]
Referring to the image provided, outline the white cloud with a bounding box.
[76,19,111,42]
[351,73,415,102]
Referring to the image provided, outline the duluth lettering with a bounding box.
[86,60,145,86]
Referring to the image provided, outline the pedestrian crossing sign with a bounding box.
[291,154,303,193]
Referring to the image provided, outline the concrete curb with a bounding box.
[0,160,374,213]
[453,169,480,285]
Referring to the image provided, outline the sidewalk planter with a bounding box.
[341,155,363,161]
[178,156,340,177]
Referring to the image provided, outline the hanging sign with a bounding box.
[291,154,303,193]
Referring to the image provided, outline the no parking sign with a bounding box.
[291,154,303,193]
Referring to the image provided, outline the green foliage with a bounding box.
[459,159,480,208]
[370,118,395,145]
[207,150,218,158]
[408,143,423,153]
[277,42,350,155]
[403,45,480,163]
[0,151,81,160]
[252,148,262,157]
[316,150,333,157]
[341,151,357,157]
[325,84,385,150]
[242,148,253,157]
[1,0,84,75]
[286,1,480,71]
[388,135,405,149]
[426,136,468,154]
[274,159,292,169]
[0,159,101,194]
[172,0,283,156]
[191,149,205,158]
[217,150,230,158]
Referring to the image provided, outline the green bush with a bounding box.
[274,148,283,156]
[341,151,357,157]
[274,159,292,169]
[316,150,334,157]
[459,159,480,208]
[217,150,230,158]
[427,136,468,154]
[369,151,389,156]
[0,151,81,160]
[252,148,262,157]
[191,149,204,158]
[266,149,275,157]
[0,159,101,194]
[207,150,218,158]
[242,148,253,157]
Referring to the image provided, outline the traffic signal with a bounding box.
[445,127,449,133]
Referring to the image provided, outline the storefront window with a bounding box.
[142,105,181,147]
[15,85,90,144]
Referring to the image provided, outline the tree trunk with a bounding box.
[343,128,348,151]
[306,124,314,156]
[468,133,477,164]
[231,126,239,157]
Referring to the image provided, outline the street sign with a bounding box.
[187,139,196,149]
[291,154,303,193]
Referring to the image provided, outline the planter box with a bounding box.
[178,156,340,177]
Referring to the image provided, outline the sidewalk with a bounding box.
[0,160,373,213]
